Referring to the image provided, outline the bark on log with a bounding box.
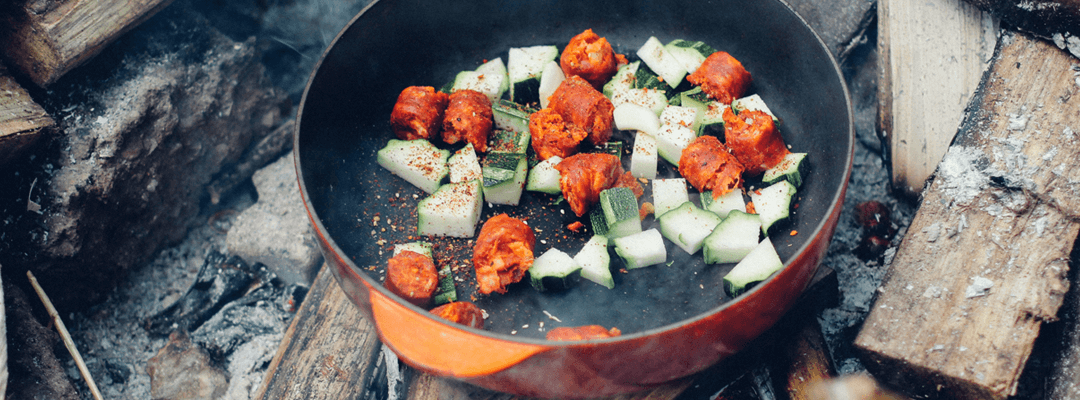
[878,0,998,197]
[0,64,53,166]
[855,31,1080,400]
[0,0,175,87]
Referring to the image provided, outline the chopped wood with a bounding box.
[254,264,383,400]
[878,0,998,197]
[0,64,53,166]
[856,31,1080,400]
[26,271,103,400]
[0,0,175,87]
[784,318,834,400]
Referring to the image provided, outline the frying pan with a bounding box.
[295,0,853,397]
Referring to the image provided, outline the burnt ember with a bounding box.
[144,252,260,336]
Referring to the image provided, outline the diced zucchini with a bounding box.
[393,241,434,258]
[655,123,697,165]
[664,39,716,74]
[509,45,559,104]
[613,229,667,269]
[448,143,482,183]
[417,180,484,238]
[633,66,669,92]
[538,60,565,109]
[762,153,807,188]
[575,235,613,289]
[590,207,610,238]
[749,181,797,235]
[724,237,783,296]
[700,187,746,218]
[600,187,642,239]
[636,36,687,88]
[529,248,582,292]
[488,129,530,154]
[451,70,505,103]
[603,61,640,99]
[492,99,535,137]
[652,178,689,218]
[660,105,700,133]
[525,155,562,194]
[658,202,722,255]
[630,131,658,180]
[613,103,661,136]
[702,210,762,265]
[611,87,669,116]
[482,152,528,205]
[475,57,509,99]
[700,101,729,136]
[433,264,458,305]
[732,94,778,122]
[377,139,450,194]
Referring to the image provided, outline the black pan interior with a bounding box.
[298,0,852,339]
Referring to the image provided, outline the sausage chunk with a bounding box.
[560,29,621,89]
[442,89,494,152]
[686,51,752,104]
[723,108,788,175]
[679,135,745,199]
[384,250,440,308]
[472,214,536,295]
[545,325,622,341]
[430,301,485,329]
[548,75,614,147]
[529,108,588,160]
[390,86,449,141]
[555,153,642,217]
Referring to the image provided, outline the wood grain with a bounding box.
[878,0,998,196]
[0,0,175,87]
[254,265,383,400]
[0,64,53,166]
[856,31,1080,400]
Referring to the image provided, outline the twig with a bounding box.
[26,271,103,400]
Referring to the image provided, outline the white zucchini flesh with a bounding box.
[574,235,613,289]
[417,180,484,238]
[701,187,746,219]
[762,152,807,188]
[610,87,668,116]
[474,57,509,99]
[448,143,482,183]
[702,210,761,265]
[660,105,700,133]
[482,153,528,206]
[603,61,640,99]
[635,36,687,88]
[749,180,797,235]
[377,139,450,194]
[613,229,667,269]
[655,123,697,166]
[529,248,582,292]
[723,237,784,296]
[452,70,505,103]
[651,178,689,218]
[664,39,715,74]
[630,131,658,180]
[393,241,434,258]
[508,45,559,103]
[525,156,562,194]
[732,94,777,121]
[538,60,565,108]
[658,202,723,255]
[613,103,661,136]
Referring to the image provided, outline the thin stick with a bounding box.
[27,271,103,400]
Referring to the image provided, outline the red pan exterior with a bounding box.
[295,0,854,397]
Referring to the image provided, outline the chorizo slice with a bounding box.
[390,86,449,141]
[686,51,752,104]
[430,301,485,329]
[554,153,623,217]
[384,250,440,308]
[548,75,615,147]
[678,135,745,199]
[722,108,788,175]
[472,214,536,295]
[545,325,622,341]
[529,108,588,160]
[560,29,621,89]
[442,89,494,152]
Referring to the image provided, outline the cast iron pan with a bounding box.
[296,0,851,388]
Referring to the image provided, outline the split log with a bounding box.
[0,64,53,166]
[254,265,383,400]
[961,0,1080,58]
[878,0,998,196]
[0,0,175,87]
[855,31,1080,400]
